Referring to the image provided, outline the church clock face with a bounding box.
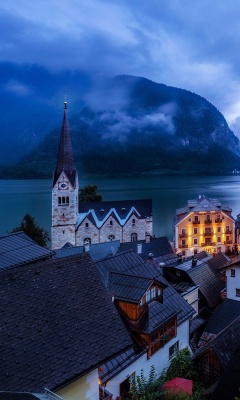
[58,181,69,190]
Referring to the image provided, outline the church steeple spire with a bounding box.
[53,101,76,187]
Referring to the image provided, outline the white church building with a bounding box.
[51,103,153,250]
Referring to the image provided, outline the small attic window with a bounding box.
[100,209,104,213]
[122,207,126,212]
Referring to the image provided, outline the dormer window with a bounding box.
[140,285,162,306]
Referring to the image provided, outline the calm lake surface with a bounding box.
[1,175,240,241]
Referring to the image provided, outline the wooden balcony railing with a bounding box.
[225,230,232,234]
[179,233,188,238]
[179,244,188,248]
[203,232,213,236]
[192,220,200,224]
[224,240,232,244]
[215,219,222,223]
[201,242,216,247]
[205,219,212,224]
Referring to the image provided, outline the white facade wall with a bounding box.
[183,288,199,316]
[52,171,79,250]
[226,266,240,301]
[106,319,191,399]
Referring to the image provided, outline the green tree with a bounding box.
[79,184,102,202]
[12,214,50,247]
[164,347,196,381]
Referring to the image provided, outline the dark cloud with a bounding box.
[2,0,240,134]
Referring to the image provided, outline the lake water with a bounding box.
[1,175,240,241]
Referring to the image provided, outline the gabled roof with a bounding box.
[77,199,152,229]
[52,103,77,187]
[175,195,234,222]
[119,236,173,260]
[203,299,240,335]
[207,252,230,270]
[95,251,195,326]
[185,262,225,309]
[0,232,54,270]
[0,253,134,392]
[109,272,154,303]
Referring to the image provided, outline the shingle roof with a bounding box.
[109,273,153,303]
[119,237,173,260]
[0,232,54,270]
[54,240,120,261]
[0,253,133,392]
[207,252,230,270]
[77,199,152,229]
[203,299,240,335]
[193,317,240,369]
[95,251,195,327]
[186,262,225,309]
[136,300,179,334]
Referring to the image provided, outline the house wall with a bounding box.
[75,214,153,245]
[226,266,240,301]
[52,171,79,250]
[183,288,199,316]
[106,319,191,398]
[175,210,235,257]
[56,369,99,400]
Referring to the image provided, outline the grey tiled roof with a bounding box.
[193,317,240,369]
[0,232,54,270]
[0,253,133,392]
[119,237,173,260]
[109,273,153,303]
[54,240,120,261]
[207,253,230,270]
[136,300,179,334]
[186,262,225,309]
[212,348,240,400]
[203,299,240,335]
[95,251,195,327]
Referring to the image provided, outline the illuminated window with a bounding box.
[217,236,221,243]
[193,238,198,245]
[217,226,221,233]
[193,227,198,234]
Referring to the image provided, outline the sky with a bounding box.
[2,0,240,134]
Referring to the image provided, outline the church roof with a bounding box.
[77,199,152,229]
[52,103,77,188]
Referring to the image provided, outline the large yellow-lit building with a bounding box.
[175,195,235,256]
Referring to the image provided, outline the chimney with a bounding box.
[192,256,197,268]
[145,233,151,243]
[137,243,142,254]
[85,244,90,252]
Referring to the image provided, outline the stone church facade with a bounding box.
[51,103,153,250]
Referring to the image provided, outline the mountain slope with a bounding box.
[2,75,240,177]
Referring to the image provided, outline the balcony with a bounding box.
[205,219,212,224]
[201,242,216,247]
[192,220,200,224]
[179,233,188,238]
[203,231,213,236]
[215,218,222,223]
[225,230,232,234]
[179,244,188,248]
[224,240,232,245]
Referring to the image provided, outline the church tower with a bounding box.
[51,101,79,250]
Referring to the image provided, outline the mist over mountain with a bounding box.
[2,73,240,177]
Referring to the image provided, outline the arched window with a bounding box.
[108,235,115,241]
[109,220,113,226]
[85,222,89,228]
[132,218,136,224]
[83,237,91,245]
[131,233,138,242]
[62,197,65,204]
[66,196,69,204]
